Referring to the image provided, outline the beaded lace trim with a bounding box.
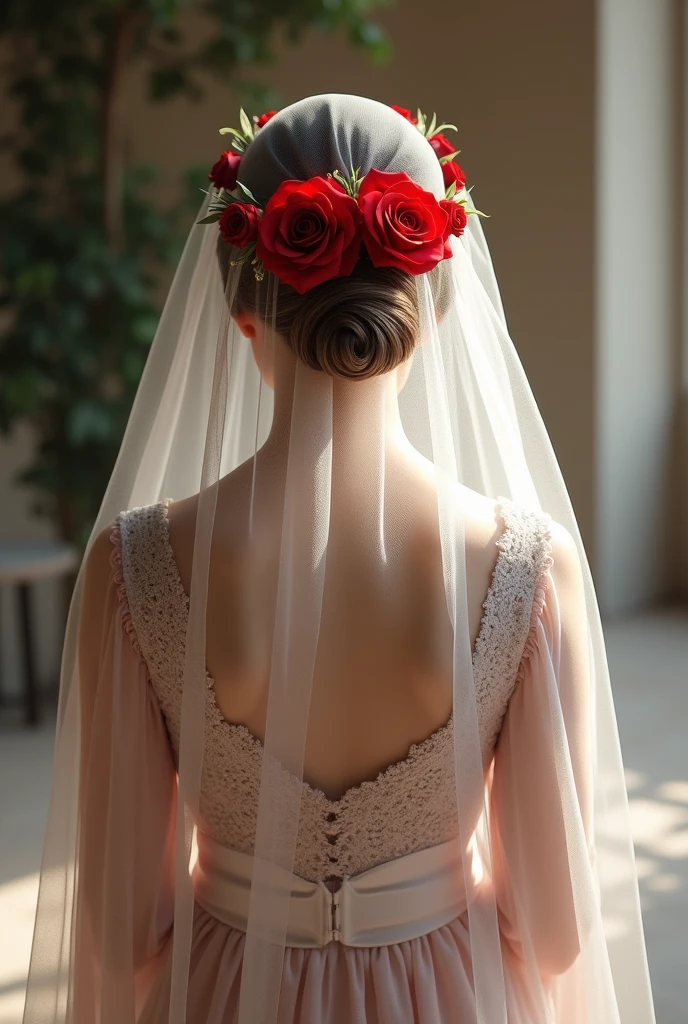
[112,494,553,881]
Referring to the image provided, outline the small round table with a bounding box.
[0,541,80,726]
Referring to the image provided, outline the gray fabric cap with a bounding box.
[238,93,444,205]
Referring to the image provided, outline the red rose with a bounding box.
[209,150,242,190]
[440,199,468,238]
[219,202,261,248]
[256,176,362,293]
[255,110,277,128]
[390,105,418,125]
[428,133,455,160]
[441,160,467,191]
[358,168,450,275]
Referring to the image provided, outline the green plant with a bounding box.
[0,0,391,548]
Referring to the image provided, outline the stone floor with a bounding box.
[0,604,686,1023]
[602,606,688,1024]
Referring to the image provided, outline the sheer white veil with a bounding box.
[22,93,655,1024]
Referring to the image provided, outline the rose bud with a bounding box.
[428,133,456,160]
[209,151,242,191]
[441,160,467,191]
[219,202,261,248]
[439,199,468,238]
[255,110,278,128]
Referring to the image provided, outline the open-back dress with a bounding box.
[76,493,558,1023]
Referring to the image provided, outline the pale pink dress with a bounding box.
[88,495,556,1023]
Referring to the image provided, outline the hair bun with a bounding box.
[289,267,419,381]
[221,239,421,380]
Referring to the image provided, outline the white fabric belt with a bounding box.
[192,830,467,948]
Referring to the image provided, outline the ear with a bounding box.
[234,310,258,340]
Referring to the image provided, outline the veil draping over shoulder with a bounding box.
[22,94,655,1024]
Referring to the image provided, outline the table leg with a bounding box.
[18,582,40,726]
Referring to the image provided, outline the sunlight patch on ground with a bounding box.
[628,798,688,858]
[0,872,39,1024]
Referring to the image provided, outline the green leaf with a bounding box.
[445,181,457,200]
[439,151,461,164]
[218,127,247,153]
[197,212,223,224]
[431,122,458,136]
[460,197,489,218]
[208,193,245,211]
[426,112,437,138]
[331,168,354,196]
[239,107,254,141]
[234,180,259,205]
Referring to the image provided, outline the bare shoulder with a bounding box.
[459,486,505,550]
[547,518,587,602]
[548,518,583,572]
[457,491,585,594]
[453,488,510,588]
[165,455,260,555]
[165,465,254,590]
[164,493,200,593]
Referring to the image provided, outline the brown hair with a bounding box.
[218,237,420,381]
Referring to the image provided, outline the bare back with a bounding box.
[167,449,503,802]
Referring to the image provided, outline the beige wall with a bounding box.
[596,0,683,613]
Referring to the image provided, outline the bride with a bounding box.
[23,94,656,1023]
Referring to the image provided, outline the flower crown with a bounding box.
[200,105,485,295]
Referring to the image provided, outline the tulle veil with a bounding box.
[22,93,655,1024]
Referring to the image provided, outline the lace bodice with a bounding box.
[112,496,553,883]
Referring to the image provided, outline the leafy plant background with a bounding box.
[0,0,390,548]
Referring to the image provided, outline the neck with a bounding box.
[263,335,410,456]
[258,337,413,559]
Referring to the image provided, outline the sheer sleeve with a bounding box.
[488,520,595,982]
[70,522,178,1021]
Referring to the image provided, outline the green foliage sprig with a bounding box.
[331,166,364,199]
[415,110,458,141]
[198,180,261,225]
[218,109,257,153]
